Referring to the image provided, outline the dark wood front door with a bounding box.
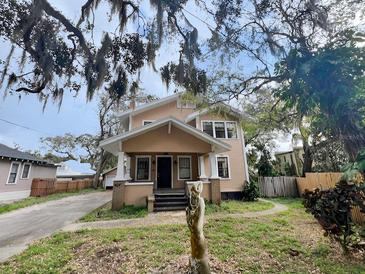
[157,157,172,188]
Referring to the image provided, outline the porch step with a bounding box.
[154,206,187,212]
[154,192,188,212]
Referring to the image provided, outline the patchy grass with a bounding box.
[80,202,148,222]
[205,199,274,215]
[0,188,104,215]
[1,198,364,273]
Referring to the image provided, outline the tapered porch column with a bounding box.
[125,155,131,180]
[209,152,219,179]
[198,155,208,181]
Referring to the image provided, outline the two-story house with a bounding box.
[100,92,249,211]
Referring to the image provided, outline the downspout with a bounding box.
[240,128,250,182]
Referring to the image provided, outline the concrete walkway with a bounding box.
[0,191,111,262]
[62,199,288,232]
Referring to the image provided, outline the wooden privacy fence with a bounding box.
[296,172,342,196]
[258,176,299,197]
[296,172,365,225]
[30,178,93,197]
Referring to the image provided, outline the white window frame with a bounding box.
[20,163,32,179]
[135,155,151,181]
[177,155,192,180]
[7,161,21,184]
[142,120,155,126]
[216,155,231,180]
[201,120,239,139]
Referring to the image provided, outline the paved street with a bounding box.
[0,191,111,262]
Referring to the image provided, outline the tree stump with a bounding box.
[186,182,211,274]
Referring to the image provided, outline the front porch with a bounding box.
[100,117,230,211]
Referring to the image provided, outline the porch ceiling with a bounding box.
[100,117,230,155]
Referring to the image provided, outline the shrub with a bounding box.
[242,180,259,201]
[303,180,365,253]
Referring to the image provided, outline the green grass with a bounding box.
[80,202,148,222]
[205,199,274,215]
[0,188,104,215]
[1,197,364,273]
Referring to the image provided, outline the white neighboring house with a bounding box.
[0,143,57,202]
[56,161,95,181]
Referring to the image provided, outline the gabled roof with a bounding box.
[0,143,54,166]
[116,92,182,119]
[100,117,231,154]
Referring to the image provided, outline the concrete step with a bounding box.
[154,201,188,208]
[155,196,188,202]
[154,206,187,212]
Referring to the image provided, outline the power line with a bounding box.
[0,118,52,135]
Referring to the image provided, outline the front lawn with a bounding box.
[0,188,104,215]
[80,202,148,222]
[1,198,364,273]
[205,199,274,215]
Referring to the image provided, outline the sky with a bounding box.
[0,0,293,172]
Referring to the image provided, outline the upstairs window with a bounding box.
[202,122,214,137]
[217,156,230,178]
[136,156,151,181]
[178,156,192,180]
[8,162,20,184]
[143,120,154,126]
[201,121,238,139]
[214,122,226,138]
[226,122,237,138]
[21,163,31,179]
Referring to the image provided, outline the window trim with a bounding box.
[177,155,192,181]
[20,163,32,179]
[6,161,21,185]
[201,120,239,139]
[135,155,151,181]
[142,120,155,126]
[216,155,231,180]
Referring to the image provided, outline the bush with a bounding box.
[303,180,365,253]
[242,180,259,201]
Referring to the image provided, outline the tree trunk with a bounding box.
[302,141,313,176]
[92,150,108,189]
[186,182,211,274]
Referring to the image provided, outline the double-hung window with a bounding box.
[135,156,151,181]
[217,156,230,179]
[202,121,238,139]
[8,162,20,184]
[178,156,192,180]
[21,163,31,179]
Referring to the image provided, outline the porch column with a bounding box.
[125,155,131,180]
[116,151,126,180]
[209,152,219,179]
[198,155,208,181]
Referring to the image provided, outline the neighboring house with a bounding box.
[0,143,57,202]
[275,146,304,176]
[102,167,117,188]
[100,92,249,208]
[56,162,95,181]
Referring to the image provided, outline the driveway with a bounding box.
[0,191,111,262]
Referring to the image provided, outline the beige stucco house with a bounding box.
[100,93,249,210]
[0,143,57,202]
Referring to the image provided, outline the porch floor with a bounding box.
[153,188,185,195]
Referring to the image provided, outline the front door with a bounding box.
[157,156,172,188]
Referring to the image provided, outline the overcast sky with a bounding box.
[0,0,292,171]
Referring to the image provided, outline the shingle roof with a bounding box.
[0,143,52,165]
